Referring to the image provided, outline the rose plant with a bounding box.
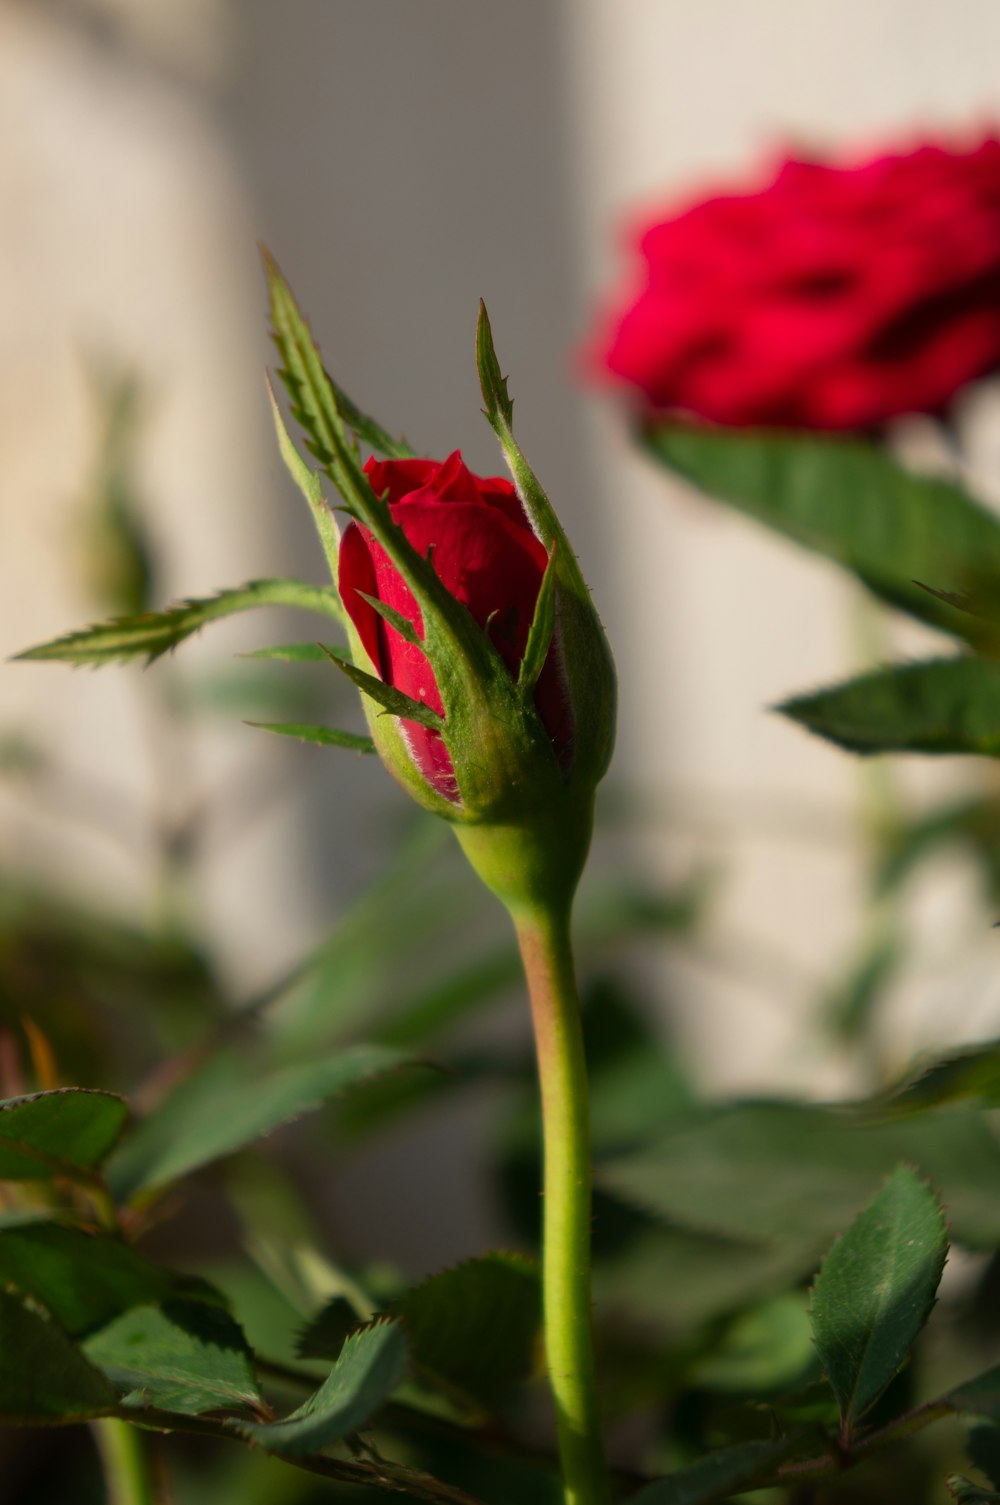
[14,232,1000,1505]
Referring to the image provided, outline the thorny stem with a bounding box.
[513,900,611,1505]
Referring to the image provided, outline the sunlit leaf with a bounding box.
[230,1320,406,1455]
[85,1300,261,1416]
[809,1166,947,1434]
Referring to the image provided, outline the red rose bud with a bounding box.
[587,131,1000,430]
[336,440,615,915]
[340,451,572,801]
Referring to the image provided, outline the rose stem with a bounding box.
[513,898,611,1505]
[92,1419,158,1505]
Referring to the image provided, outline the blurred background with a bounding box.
[5,0,1000,1278]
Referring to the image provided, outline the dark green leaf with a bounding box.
[691,1292,816,1395]
[631,1434,809,1505]
[779,658,1000,758]
[597,1102,1000,1257]
[809,1165,947,1433]
[0,1288,116,1422]
[887,1040,1000,1114]
[0,1089,126,1181]
[947,1365,1000,1421]
[596,1225,820,1337]
[643,425,1000,636]
[107,1044,410,1199]
[949,1478,1000,1503]
[967,1423,1000,1491]
[14,580,344,666]
[85,1300,261,1415]
[247,721,375,754]
[518,548,557,694]
[0,1221,216,1336]
[296,1296,361,1362]
[230,1320,406,1455]
[388,1253,540,1408]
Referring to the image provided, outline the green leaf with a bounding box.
[0,1288,116,1422]
[388,1252,541,1408]
[597,1102,1000,1257]
[518,548,557,694]
[779,658,1000,758]
[631,1434,809,1505]
[243,641,339,663]
[247,721,375,754]
[809,1166,947,1435]
[84,1300,261,1415]
[107,1044,410,1199]
[0,1089,126,1181]
[949,1478,1000,1503]
[887,1040,1000,1114]
[946,1366,1000,1421]
[14,580,345,666]
[296,1296,362,1362]
[691,1292,816,1396]
[266,373,340,580]
[643,424,1000,636]
[230,1320,406,1455]
[325,647,445,731]
[0,1221,216,1336]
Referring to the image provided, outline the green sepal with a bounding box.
[518,546,557,694]
[246,721,375,754]
[265,373,340,583]
[320,645,443,732]
[242,642,341,663]
[261,244,413,461]
[476,301,616,790]
[357,591,421,647]
[15,580,345,666]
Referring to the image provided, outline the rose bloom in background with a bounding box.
[588,131,1000,430]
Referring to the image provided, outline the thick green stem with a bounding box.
[92,1418,158,1505]
[513,901,610,1505]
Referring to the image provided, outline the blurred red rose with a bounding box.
[588,133,1000,429]
[339,451,569,798]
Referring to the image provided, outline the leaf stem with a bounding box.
[513,901,610,1505]
[93,1418,158,1505]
